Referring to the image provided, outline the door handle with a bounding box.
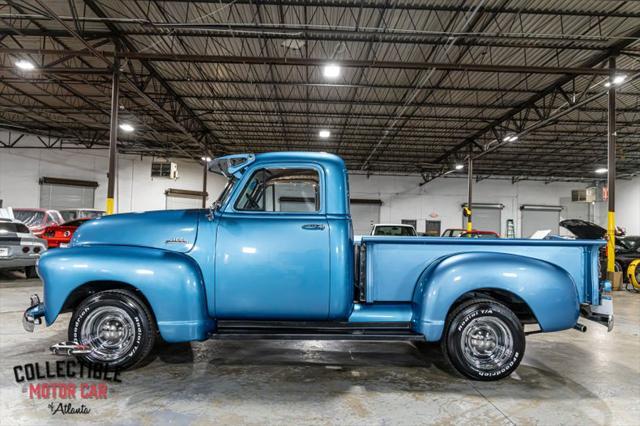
[302,224,326,230]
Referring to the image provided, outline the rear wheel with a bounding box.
[442,298,525,381]
[69,289,157,370]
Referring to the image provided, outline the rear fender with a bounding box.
[38,246,215,342]
[412,252,579,341]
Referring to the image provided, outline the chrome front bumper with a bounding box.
[22,294,45,332]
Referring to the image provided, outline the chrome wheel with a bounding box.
[460,316,513,371]
[79,306,136,362]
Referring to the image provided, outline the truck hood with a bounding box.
[560,219,606,240]
[71,209,201,253]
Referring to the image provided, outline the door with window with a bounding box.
[215,166,331,319]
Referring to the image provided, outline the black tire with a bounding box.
[25,266,38,279]
[69,289,157,370]
[441,298,525,381]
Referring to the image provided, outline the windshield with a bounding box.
[213,178,236,210]
[462,232,499,239]
[620,237,640,251]
[0,222,30,234]
[374,225,416,236]
[14,210,46,227]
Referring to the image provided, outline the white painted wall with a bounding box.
[1,147,638,236]
[0,148,228,213]
[348,173,640,236]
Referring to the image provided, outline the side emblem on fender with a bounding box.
[165,237,188,244]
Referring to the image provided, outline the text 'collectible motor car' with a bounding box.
[24,152,614,381]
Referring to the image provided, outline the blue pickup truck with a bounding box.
[24,152,613,380]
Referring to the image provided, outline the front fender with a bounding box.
[412,252,579,341]
[38,246,215,342]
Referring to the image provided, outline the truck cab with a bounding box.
[24,152,613,381]
[210,152,354,320]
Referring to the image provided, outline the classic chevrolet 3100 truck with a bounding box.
[23,152,613,380]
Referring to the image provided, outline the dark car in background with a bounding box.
[0,218,47,278]
[560,219,639,281]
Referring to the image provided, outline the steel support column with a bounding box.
[202,159,208,208]
[106,57,119,215]
[466,158,473,232]
[607,57,617,274]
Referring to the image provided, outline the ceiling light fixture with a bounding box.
[15,59,35,71]
[201,156,212,162]
[119,123,134,132]
[595,167,608,174]
[503,135,518,142]
[455,163,464,170]
[319,130,331,138]
[604,74,627,87]
[323,63,341,79]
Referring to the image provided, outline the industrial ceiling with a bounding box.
[1,0,639,182]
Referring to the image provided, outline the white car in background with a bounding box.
[0,216,47,278]
[370,223,418,236]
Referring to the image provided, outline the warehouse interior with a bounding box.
[0,1,639,424]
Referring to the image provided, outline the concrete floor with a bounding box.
[0,272,638,425]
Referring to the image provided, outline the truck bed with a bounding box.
[358,237,603,305]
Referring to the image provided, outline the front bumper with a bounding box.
[22,294,45,332]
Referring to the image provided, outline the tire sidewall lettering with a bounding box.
[71,295,147,366]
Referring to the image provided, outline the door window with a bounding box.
[235,168,320,213]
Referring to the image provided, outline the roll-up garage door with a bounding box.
[39,177,97,210]
[462,203,503,234]
[350,199,381,235]
[520,205,563,237]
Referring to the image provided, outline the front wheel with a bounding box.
[442,298,525,381]
[69,289,157,370]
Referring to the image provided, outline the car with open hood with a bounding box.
[560,219,639,280]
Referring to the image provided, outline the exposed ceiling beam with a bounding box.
[2,48,637,76]
[432,25,640,164]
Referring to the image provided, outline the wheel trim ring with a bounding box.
[79,306,136,362]
[460,316,514,371]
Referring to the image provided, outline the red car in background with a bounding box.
[42,218,91,248]
[13,208,63,237]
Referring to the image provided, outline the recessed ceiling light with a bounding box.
[15,59,35,71]
[605,75,627,87]
[595,167,608,174]
[323,63,341,79]
[455,164,464,170]
[613,75,626,85]
[119,123,134,132]
[319,130,331,138]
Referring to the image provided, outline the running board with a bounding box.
[211,321,423,341]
